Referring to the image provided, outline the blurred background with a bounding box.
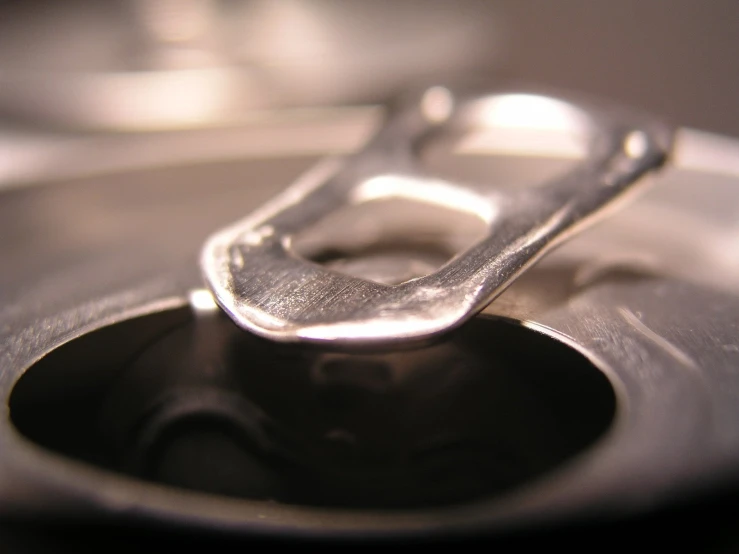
[0,0,737,133]
[2,0,737,189]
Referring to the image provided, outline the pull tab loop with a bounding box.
[201,85,673,347]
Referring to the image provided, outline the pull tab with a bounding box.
[200,85,673,347]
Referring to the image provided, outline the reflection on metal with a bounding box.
[476,93,585,131]
[201,86,672,346]
[188,288,219,312]
[624,131,649,159]
[350,175,496,222]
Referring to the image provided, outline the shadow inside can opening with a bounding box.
[9,308,615,509]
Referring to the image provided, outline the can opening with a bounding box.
[9,308,615,509]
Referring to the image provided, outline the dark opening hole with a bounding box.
[9,309,616,509]
[140,415,285,501]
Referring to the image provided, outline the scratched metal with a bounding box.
[0,119,738,536]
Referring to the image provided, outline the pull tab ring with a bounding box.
[200,85,673,347]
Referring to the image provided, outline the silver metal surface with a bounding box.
[1,87,739,538]
[201,86,672,346]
